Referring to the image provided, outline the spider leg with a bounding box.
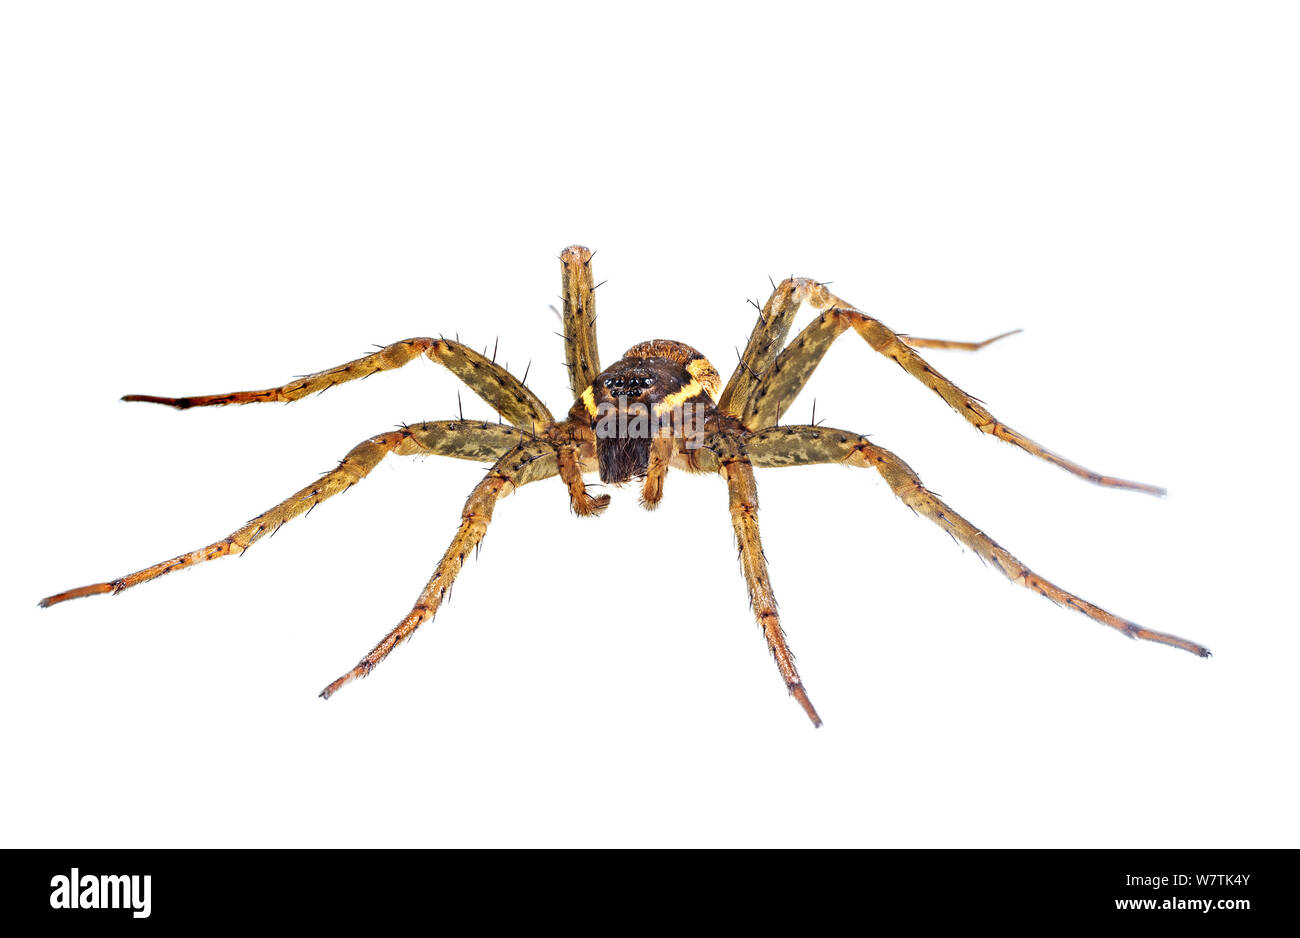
[319,440,558,698]
[123,337,553,429]
[38,421,524,607]
[698,433,822,726]
[900,328,1023,351]
[729,280,1161,496]
[744,425,1210,657]
[560,245,602,396]
[717,278,1015,406]
[717,278,809,417]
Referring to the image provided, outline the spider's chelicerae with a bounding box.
[41,245,1209,726]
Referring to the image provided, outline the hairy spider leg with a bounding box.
[696,433,823,726]
[319,440,558,698]
[717,277,809,417]
[38,422,524,607]
[124,337,553,430]
[744,425,1209,657]
[559,244,603,395]
[725,278,1162,496]
[718,277,1016,413]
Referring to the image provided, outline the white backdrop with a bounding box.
[3,2,1295,847]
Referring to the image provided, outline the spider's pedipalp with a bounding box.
[123,336,553,430]
[744,424,1209,658]
[638,436,674,509]
[38,421,525,608]
[556,442,610,516]
[319,440,559,699]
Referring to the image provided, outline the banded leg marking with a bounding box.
[744,425,1209,657]
[39,422,524,607]
[125,337,553,430]
[319,441,558,698]
[711,440,822,727]
[560,245,602,395]
[736,281,1162,495]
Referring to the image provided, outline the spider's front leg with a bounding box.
[745,425,1210,657]
[719,277,1161,495]
[559,244,602,395]
[124,336,553,430]
[698,432,823,727]
[319,440,558,698]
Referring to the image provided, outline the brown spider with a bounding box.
[39,245,1209,726]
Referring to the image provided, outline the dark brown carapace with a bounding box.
[39,244,1209,727]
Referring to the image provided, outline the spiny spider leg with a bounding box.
[39,422,524,607]
[559,245,602,395]
[717,278,807,416]
[320,440,558,698]
[724,278,1162,496]
[718,278,1015,413]
[701,433,822,726]
[124,337,553,430]
[744,425,1209,658]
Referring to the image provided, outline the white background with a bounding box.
[3,2,1296,848]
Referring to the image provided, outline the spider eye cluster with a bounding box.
[603,375,654,390]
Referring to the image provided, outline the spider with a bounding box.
[39,245,1209,726]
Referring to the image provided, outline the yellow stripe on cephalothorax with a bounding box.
[686,357,721,400]
[581,385,598,417]
[652,357,719,416]
[654,378,703,416]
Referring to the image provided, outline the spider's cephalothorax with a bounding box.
[576,339,722,485]
[39,244,1210,728]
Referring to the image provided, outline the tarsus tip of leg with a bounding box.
[792,686,822,727]
[1130,480,1167,497]
[37,584,107,607]
[122,394,188,409]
